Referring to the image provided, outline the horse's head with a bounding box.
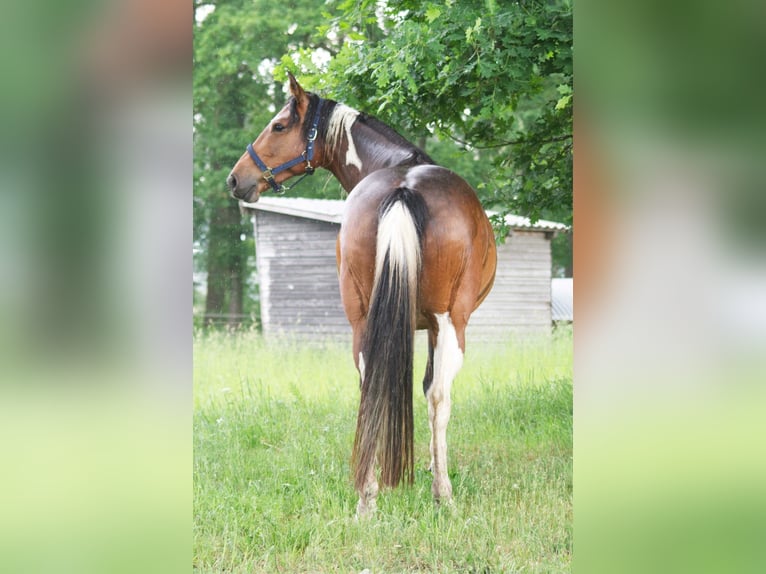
[227,72,324,202]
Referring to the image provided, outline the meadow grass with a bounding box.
[194,328,572,573]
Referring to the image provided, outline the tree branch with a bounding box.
[446,132,572,149]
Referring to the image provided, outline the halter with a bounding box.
[246,98,324,195]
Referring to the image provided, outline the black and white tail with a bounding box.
[351,187,427,490]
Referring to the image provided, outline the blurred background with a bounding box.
[576,0,766,572]
[0,0,764,572]
[0,0,190,572]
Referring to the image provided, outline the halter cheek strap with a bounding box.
[246,99,324,195]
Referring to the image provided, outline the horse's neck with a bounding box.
[327,121,419,193]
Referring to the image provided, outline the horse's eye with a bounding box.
[273,123,285,132]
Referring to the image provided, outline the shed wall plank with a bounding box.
[255,211,348,337]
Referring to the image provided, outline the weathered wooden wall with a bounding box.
[467,230,553,339]
[254,211,348,338]
[253,207,555,340]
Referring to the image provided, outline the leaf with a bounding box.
[555,94,571,110]
[425,5,442,23]
[392,58,408,79]
[465,17,482,44]
[374,66,390,88]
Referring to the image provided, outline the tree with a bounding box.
[283,0,572,227]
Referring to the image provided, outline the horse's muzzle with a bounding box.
[226,172,257,202]
[226,172,238,192]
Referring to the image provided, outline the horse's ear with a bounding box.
[287,71,309,114]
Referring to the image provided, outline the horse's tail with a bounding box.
[352,186,427,490]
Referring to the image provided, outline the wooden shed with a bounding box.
[467,213,569,338]
[243,197,568,340]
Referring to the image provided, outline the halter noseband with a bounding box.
[246,99,324,195]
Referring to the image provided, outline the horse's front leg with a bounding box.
[426,312,464,503]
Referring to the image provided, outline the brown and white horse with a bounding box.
[227,73,496,516]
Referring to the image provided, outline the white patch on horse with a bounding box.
[327,104,363,170]
[427,312,463,501]
[358,351,366,382]
[373,200,421,310]
[431,313,463,396]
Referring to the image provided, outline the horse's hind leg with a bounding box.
[426,312,465,503]
[422,331,436,473]
[356,461,379,518]
[351,321,379,518]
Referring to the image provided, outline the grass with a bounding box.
[194,327,572,573]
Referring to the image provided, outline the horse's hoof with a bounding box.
[355,498,377,520]
[433,496,456,515]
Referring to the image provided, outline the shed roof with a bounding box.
[242,197,568,232]
[241,197,345,224]
[494,212,570,232]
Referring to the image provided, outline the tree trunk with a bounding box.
[227,266,243,328]
[204,201,246,327]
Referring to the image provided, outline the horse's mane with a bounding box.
[356,113,434,165]
[285,93,434,167]
[315,95,434,167]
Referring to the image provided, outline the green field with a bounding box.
[193,328,572,573]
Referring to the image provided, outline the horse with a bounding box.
[227,73,497,517]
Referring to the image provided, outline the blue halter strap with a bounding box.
[246,98,324,195]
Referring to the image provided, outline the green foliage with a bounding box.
[302,0,573,225]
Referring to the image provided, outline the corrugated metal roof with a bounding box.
[242,197,569,232]
[551,278,573,322]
